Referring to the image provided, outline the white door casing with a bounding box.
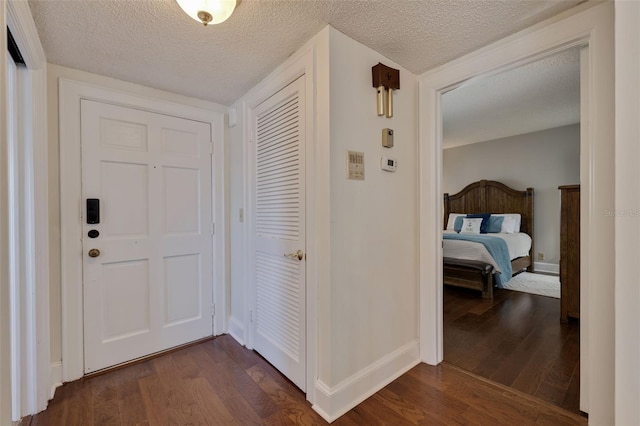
[3,1,49,418]
[418,2,614,421]
[60,79,226,384]
[251,76,306,391]
[81,99,213,373]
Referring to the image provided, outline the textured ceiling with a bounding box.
[28,0,583,106]
[442,47,581,148]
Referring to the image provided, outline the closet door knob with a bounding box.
[284,250,304,261]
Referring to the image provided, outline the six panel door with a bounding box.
[81,99,213,373]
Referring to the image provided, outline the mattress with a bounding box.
[442,230,532,273]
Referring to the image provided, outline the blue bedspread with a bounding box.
[443,233,512,287]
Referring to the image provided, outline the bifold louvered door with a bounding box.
[252,76,306,391]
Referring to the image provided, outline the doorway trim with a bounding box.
[242,46,317,404]
[59,79,226,383]
[418,2,613,423]
[3,0,49,419]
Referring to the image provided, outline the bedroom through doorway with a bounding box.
[440,47,582,414]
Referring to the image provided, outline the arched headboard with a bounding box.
[444,180,534,269]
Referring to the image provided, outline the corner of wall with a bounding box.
[312,340,419,422]
[313,22,333,391]
[227,98,247,343]
[614,1,640,424]
[227,318,245,346]
[534,262,559,275]
[316,23,419,420]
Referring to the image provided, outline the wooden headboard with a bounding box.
[443,180,534,241]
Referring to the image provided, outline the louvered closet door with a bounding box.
[252,76,306,391]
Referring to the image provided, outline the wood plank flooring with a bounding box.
[444,284,581,414]
[26,334,585,425]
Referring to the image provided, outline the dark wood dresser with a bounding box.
[559,185,580,322]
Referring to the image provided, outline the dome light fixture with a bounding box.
[176,0,237,26]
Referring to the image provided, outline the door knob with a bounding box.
[284,249,304,261]
[88,248,101,258]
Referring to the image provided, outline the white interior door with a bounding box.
[81,99,213,373]
[252,76,306,391]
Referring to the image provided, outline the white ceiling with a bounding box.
[29,0,581,147]
[28,0,583,107]
[442,47,581,148]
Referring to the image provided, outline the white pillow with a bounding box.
[493,213,522,233]
[500,216,517,234]
[446,213,466,230]
[460,218,482,234]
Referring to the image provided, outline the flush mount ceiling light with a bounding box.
[176,0,237,26]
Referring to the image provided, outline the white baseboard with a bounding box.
[227,317,245,346]
[49,361,62,399]
[534,262,559,275]
[312,340,420,423]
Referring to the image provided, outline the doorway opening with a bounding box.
[419,5,615,420]
[439,48,582,413]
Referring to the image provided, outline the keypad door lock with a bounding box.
[86,198,100,224]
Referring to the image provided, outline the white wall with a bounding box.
[227,100,246,343]
[227,25,419,421]
[0,6,13,424]
[443,124,580,266]
[46,64,228,368]
[327,27,418,386]
[614,1,640,424]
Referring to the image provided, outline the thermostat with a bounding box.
[380,157,397,172]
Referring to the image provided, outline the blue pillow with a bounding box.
[466,213,491,233]
[453,216,464,232]
[487,216,504,233]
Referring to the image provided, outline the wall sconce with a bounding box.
[176,0,237,26]
[372,62,400,118]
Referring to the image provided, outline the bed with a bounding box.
[443,180,534,298]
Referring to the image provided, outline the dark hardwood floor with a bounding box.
[444,284,581,414]
[26,334,585,425]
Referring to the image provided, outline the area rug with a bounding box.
[502,272,560,298]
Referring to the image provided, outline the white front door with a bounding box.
[81,99,213,373]
[252,76,307,391]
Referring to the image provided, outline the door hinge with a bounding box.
[211,223,215,236]
[211,303,215,317]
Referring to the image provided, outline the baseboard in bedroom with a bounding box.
[227,317,245,346]
[534,262,559,275]
[50,361,62,399]
[312,340,420,423]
